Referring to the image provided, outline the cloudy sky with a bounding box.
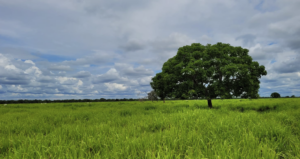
[0,0,299,100]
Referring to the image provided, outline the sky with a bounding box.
[0,0,299,100]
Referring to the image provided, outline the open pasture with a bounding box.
[0,98,300,158]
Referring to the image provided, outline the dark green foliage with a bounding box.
[151,43,267,107]
[291,95,295,98]
[271,92,281,98]
[150,73,170,103]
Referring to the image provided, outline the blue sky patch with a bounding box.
[154,70,162,74]
[90,64,97,67]
[254,0,265,12]
[268,42,276,45]
[271,60,276,64]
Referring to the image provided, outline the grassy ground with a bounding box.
[0,98,299,158]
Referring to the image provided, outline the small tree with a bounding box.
[148,90,158,102]
[291,95,295,98]
[271,92,281,98]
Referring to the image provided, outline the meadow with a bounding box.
[0,98,299,159]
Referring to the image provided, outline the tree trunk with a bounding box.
[163,99,165,103]
[207,99,213,108]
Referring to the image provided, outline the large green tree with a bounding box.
[150,43,267,108]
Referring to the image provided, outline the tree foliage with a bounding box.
[147,90,158,102]
[271,92,281,98]
[150,73,173,103]
[150,42,267,107]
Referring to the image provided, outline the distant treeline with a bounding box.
[0,98,136,104]
[0,96,297,104]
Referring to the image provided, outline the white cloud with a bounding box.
[55,94,65,96]
[107,68,118,75]
[24,60,35,65]
[77,80,83,86]
[55,77,78,85]
[7,85,27,92]
[115,63,154,77]
[5,64,20,72]
[93,90,99,94]
[24,66,42,77]
[0,54,10,67]
[139,76,153,86]
[105,83,127,91]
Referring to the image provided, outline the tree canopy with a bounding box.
[150,42,267,108]
[271,92,281,98]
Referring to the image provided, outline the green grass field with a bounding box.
[0,98,300,158]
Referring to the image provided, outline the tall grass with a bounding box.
[0,98,299,158]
